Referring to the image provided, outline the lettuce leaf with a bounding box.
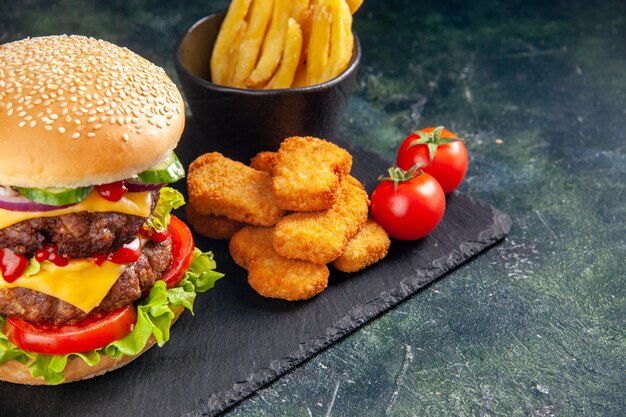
[0,249,223,384]
[144,186,185,232]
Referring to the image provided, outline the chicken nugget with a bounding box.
[249,151,277,173]
[186,203,245,240]
[273,176,369,264]
[333,219,391,272]
[229,226,329,300]
[187,152,284,226]
[271,136,352,211]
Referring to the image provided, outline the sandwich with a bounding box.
[0,35,222,384]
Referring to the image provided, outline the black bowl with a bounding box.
[174,12,361,162]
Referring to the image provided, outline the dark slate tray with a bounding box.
[0,127,511,417]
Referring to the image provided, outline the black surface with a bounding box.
[0,124,511,417]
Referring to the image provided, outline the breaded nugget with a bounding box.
[271,136,352,212]
[186,203,245,240]
[249,151,277,173]
[273,176,369,264]
[187,152,284,226]
[229,226,329,301]
[333,219,391,272]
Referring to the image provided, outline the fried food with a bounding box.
[332,219,390,272]
[321,0,354,83]
[248,0,291,88]
[273,176,369,264]
[249,151,277,173]
[230,226,329,300]
[210,0,360,89]
[210,0,253,85]
[290,0,310,27]
[187,152,284,226]
[265,18,304,90]
[186,203,244,240]
[271,136,352,211]
[305,0,332,86]
[345,0,364,14]
[231,0,274,88]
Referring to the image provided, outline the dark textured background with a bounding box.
[1,0,625,415]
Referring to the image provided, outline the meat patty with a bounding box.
[0,190,159,258]
[0,237,172,324]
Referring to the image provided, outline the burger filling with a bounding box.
[0,182,223,384]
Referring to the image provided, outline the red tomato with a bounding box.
[370,167,446,240]
[5,305,137,355]
[397,126,468,194]
[161,215,195,288]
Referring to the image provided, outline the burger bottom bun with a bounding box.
[0,306,183,385]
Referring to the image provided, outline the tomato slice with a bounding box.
[5,305,137,355]
[161,215,195,289]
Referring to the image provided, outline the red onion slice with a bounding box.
[0,193,72,212]
[124,181,163,192]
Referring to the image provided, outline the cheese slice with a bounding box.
[0,191,152,229]
[0,260,125,313]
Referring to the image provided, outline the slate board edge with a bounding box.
[183,196,513,417]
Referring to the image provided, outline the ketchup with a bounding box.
[0,248,28,283]
[96,181,128,202]
[139,225,171,243]
[34,244,70,267]
[95,238,142,266]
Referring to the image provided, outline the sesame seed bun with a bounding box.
[0,35,185,188]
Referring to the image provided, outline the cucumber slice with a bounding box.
[16,186,94,206]
[135,152,185,184]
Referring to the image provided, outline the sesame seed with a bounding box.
[0,35,181,141]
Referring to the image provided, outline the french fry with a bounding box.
[224,20,248,85]
[247,0,290,87]
[210,0,253,85]
[290,0,310,26]
[266,18,303,89]
[345,0,363,14]
[305,1,332,86]
[231,0,274,88]
[291,4,314,87]
[321,0,353,83]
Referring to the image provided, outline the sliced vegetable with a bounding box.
[16,186,94,206]
[161,216,195,289]
[0,187,71,212]
[125,181,163,193]
[5,306,137,355]
[134,152,185,184]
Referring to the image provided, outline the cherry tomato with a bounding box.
[5,305,137,355]
[96,181,128,202]
[0,248,28,283]
[370,166,446,240]
[397,126,468,194]
[161,215,194,288]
